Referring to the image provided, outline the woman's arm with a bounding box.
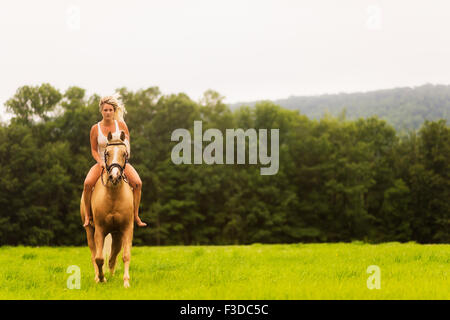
[90,125,104,167]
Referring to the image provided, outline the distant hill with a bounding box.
[228,84,450,131]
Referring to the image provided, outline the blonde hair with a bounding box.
[99,93,126,122]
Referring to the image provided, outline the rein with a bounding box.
[100,142,129,186]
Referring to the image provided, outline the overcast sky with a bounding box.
[1,0,450,121]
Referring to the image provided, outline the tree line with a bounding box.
[230,84,450,132]
[0,84,448,246]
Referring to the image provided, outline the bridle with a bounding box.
[100,142,129,186]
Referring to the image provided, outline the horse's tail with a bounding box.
[103,233,112,262]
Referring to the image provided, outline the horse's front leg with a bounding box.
[122,226,134,288]
[94,227,107,283]
[85,225,99,282]
[109,233,123,276]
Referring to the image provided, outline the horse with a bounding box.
[80,130,134,288]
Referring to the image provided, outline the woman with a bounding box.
[82,95,147,227]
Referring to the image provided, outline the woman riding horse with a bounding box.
[81,131,135,286]
[82,95,146,228]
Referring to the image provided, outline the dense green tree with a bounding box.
[5,83,62,125]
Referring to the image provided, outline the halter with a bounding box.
[101,142,129,186]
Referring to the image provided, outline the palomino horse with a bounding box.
[80,130,134,287]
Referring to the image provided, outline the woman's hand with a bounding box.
[98,160,106,169]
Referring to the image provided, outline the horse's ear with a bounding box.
[107,131,112,141]
[120,131,125,141]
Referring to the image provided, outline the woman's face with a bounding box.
[101,103,115,121]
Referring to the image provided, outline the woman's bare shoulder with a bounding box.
[90,123,98,136]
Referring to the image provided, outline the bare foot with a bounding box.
[135,217,147,227]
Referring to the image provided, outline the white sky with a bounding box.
[1,0,450,121]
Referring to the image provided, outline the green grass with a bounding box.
[0,243,448,299]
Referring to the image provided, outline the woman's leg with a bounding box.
[83,164,102,227]
[124,164,147,227]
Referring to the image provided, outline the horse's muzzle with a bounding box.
[101,162,127,187]
[109,172,123,185]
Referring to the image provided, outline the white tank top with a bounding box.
[97,120,120,156]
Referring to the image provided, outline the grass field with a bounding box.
[0,242,448,299]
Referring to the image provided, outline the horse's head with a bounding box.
[104,130,129,186]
